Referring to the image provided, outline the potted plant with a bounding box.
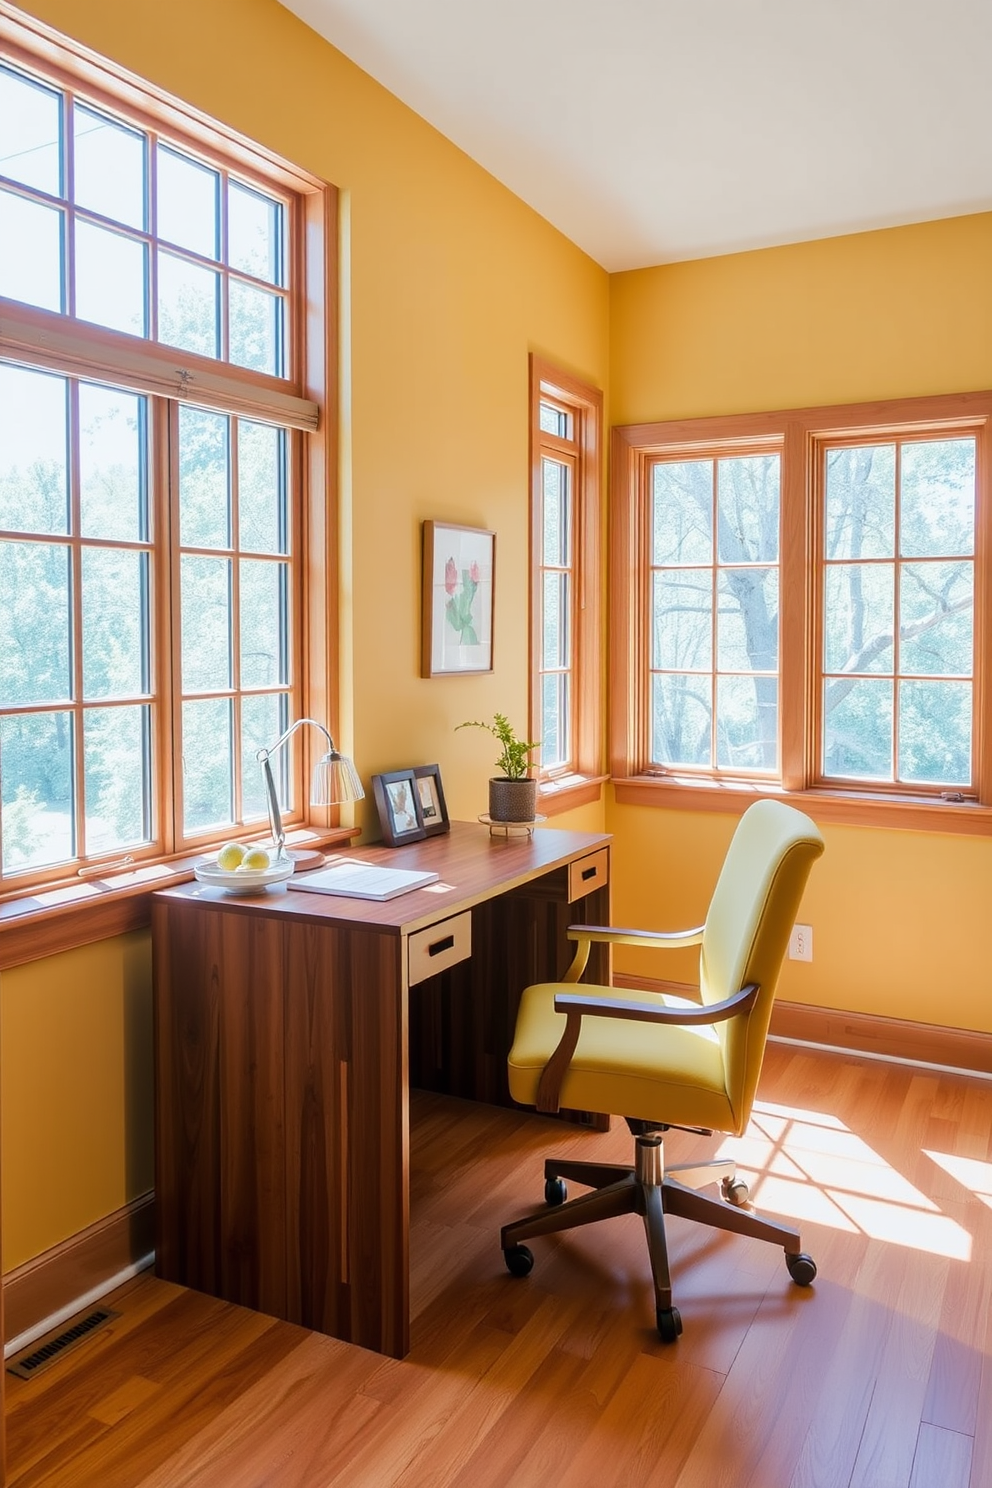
[457,712,540,822]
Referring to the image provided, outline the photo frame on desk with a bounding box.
[413,763,449,837]
[372,769,427,847]
[421,520,495,677]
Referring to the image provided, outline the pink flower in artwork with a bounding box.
[469,560,480,584]
[444,556,458,595]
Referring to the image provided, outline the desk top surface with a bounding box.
[153,821,610,935]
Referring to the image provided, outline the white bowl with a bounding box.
[193,860,295,894]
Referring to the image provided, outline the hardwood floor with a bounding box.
[6,1043,992,1487]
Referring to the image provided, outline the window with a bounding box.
[0,14,333,896]
[529,357,604,810]
[612,392,992,832]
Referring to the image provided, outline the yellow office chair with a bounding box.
[501,798,825,1341]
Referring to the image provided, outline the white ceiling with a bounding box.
[280,0,992,273]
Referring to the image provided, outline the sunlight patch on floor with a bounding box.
[713,1100,973,1261]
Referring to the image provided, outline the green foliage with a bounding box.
[456,712,540,780]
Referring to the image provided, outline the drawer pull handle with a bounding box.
[428,934,455,957]
[581,866,597,881]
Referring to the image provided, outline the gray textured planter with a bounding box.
[488,777,538,823]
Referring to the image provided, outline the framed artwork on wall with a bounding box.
[413,763,449,837]
[372,769,426,847]
[421,521,495,677]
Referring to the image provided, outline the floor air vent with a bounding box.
[6,1306,121,1380]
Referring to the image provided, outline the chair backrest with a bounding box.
[698,800,824,1133]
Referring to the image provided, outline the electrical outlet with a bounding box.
[789,923,813,962]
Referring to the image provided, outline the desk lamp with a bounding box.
[257,718,364,866]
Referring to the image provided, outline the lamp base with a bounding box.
[273,846,326,873]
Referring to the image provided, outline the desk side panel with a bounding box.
[154,900,409,1357]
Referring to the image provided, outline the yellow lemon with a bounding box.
[241,847,272,872]
[216,842,246,871]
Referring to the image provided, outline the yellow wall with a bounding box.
[2,0,609,1267]
[607,214,992,1032]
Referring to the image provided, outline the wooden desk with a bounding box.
[152,821,610,1358]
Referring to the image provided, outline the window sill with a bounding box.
[612,776,992,836]
[537,774,608,815]
[0,826,360,971]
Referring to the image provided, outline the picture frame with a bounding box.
[421,520,495,677]
[372,769,427,848]
[413,763,450,837]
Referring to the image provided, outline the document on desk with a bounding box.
[288,859,440,901]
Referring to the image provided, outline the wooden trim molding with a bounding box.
[612,777,992,836]
[613,972,992,1076]
[3,1193,155,1347]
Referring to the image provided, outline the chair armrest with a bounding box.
[535,982,759,1115]
[562,923,705,983]
[553,983,758,1026]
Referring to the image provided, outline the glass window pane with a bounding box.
[900,439,975,559]
[0,67,61,195]
[75,221,146,336]
[82,548,148,698]
[238,421,285,553]
[240,559,289,688]
[229,181,283,284]
[823,677,893,780]
[718,455,780,564]
[0,540,71,703]
[542,459,570,567]
[241,692,289,821]
[653,569,712,671]
[229,280,282,376]
[541,672,568,770]
[898,680,971,787]
[0,364,69,534]
[824,563,894,675]
[157,145,218,258]
[653,460,712,566]
[825,445,895,560]
[73,105,144,230]
[0,711,74,872]
[182,697,233,832]
[651,673,711,768]
[83,704,151,850]
[900,562,973,677]
[181,555,231,691]
[716,675,777,772]
[79,383,147,541]
[539,401,568,438]
[0,189,63,311]
[179,407,230,548]
[542,571,568,670]
[158,252,219,358]
[717,568,778,672]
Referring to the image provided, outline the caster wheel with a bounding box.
[722,1176,750,1208]
[545,1176,568,1206]
[503,1244,534,1278]
[656,1305,683,1344]
[786,1251,817,1286]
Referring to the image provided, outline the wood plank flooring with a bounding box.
[6,1043,992,1487]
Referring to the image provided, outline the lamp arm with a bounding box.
[255,718,337,864]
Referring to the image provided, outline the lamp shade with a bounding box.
[312,748,365,807]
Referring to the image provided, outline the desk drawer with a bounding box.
[408,910,472,986]
[568,848,609,902]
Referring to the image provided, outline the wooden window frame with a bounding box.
[611,389,992,835]
[0,4,346,949]
[529,356,605,814]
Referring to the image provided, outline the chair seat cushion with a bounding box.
[507,982,737,1131]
